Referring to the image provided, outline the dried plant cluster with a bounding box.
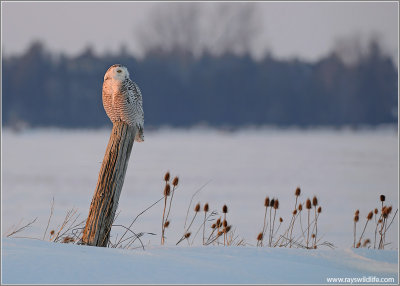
[175,202,243,246]
[48,208,85,244]
[5,174,397,252]
[257,197,282,247]
[5,197,86,246]
[6,195,156,250]
[38,198,85,245]
[202,204,243,246]
[161,171,179,245]
[353,195,398,249]
[257,187,331,249]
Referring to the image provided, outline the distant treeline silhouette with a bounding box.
[2,40,398,129]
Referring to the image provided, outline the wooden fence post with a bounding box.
[81,122,136,247]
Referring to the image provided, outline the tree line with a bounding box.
[2,40,398,129]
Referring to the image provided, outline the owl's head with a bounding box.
[104,64,130,81]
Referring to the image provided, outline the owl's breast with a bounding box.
[103,79,124,123]
[107,79,122,105]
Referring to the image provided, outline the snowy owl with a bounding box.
[102,64,144,142]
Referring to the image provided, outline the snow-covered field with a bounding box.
[2,127,399,284]
[2,237,398,284]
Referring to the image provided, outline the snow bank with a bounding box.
[2,238,398,284]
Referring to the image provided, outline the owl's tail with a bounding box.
[135,125,144,142]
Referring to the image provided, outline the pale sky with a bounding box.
[2,1,398,63]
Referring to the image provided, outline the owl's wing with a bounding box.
[126,79,144,126]
[125,79,144,142]
[133,82,144,116]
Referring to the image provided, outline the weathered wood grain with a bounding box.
[82,122,136,247]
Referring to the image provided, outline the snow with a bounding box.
[2,127,398,246]
[1,127,399,283]
[2,237,398,284]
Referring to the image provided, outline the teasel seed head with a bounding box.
[270,198,275,207]
[211,223,216,229]
[63,236,74,243]
[356,242,361,248]
[362,239,371,247]
[306,199,312,209]
[194,203,201,212]
[317,206,322,213]
[216,218,221,226]
[257,232,263,241]
[273,199,279,210]
[374,208,378,214]
[387,206,392,214]
[217,231,223,236]
[279,217,283,223]
[312,196,318,207]
[355,209,360,216]
[204,203,209,212]
[313,245,317,249]
[184,232,191,239]
[164,220,170,228]
[50,230,55,236]
[367,211,373,220]
[311,234,315,238]
[293,209,297,215]
[223,219,227,227]
[378,219,382,224]
[164,184,171,196]
[164,171,170,182]
[298,204,303,211]
[380,195,385,202]
[224,225,231,233]
[354,215,359,222]
[222,205,228,214]
[264,196,270,207]
[295,187,301,197]
[172,176,179,187]
[382,206,388,218]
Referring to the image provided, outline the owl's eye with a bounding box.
[117,70,122,73]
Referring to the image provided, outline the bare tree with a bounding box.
[332,32,386,66]
[205,3,262,57]
[135,3,201,56]
[135,2,263,58]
